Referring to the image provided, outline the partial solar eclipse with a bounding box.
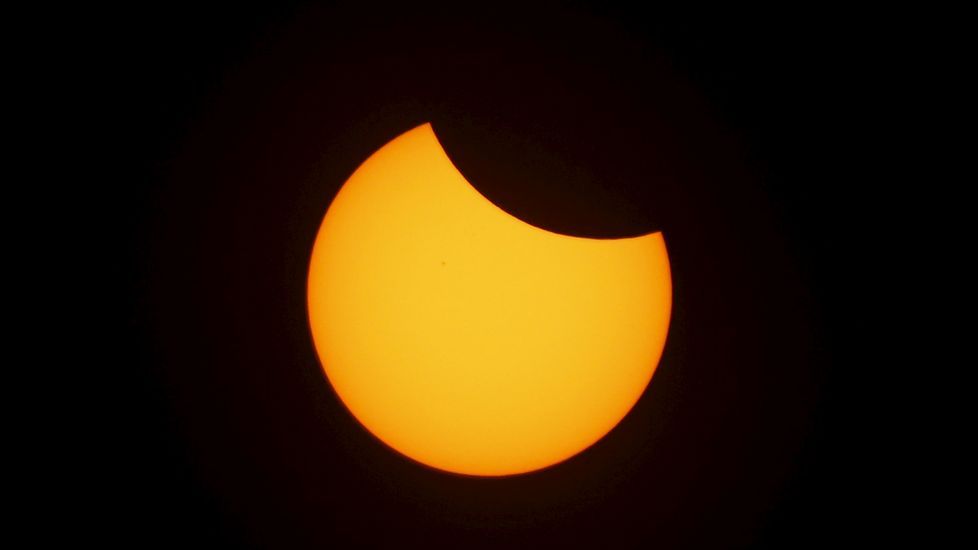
[307,123,672,476]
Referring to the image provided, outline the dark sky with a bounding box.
[41,2,898,547]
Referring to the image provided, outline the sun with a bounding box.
[307,123,671,476]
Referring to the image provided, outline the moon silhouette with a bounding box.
[307,123,672,476]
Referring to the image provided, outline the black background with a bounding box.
[46,2,897,547]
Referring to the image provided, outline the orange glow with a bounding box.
[307,123,672,476]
